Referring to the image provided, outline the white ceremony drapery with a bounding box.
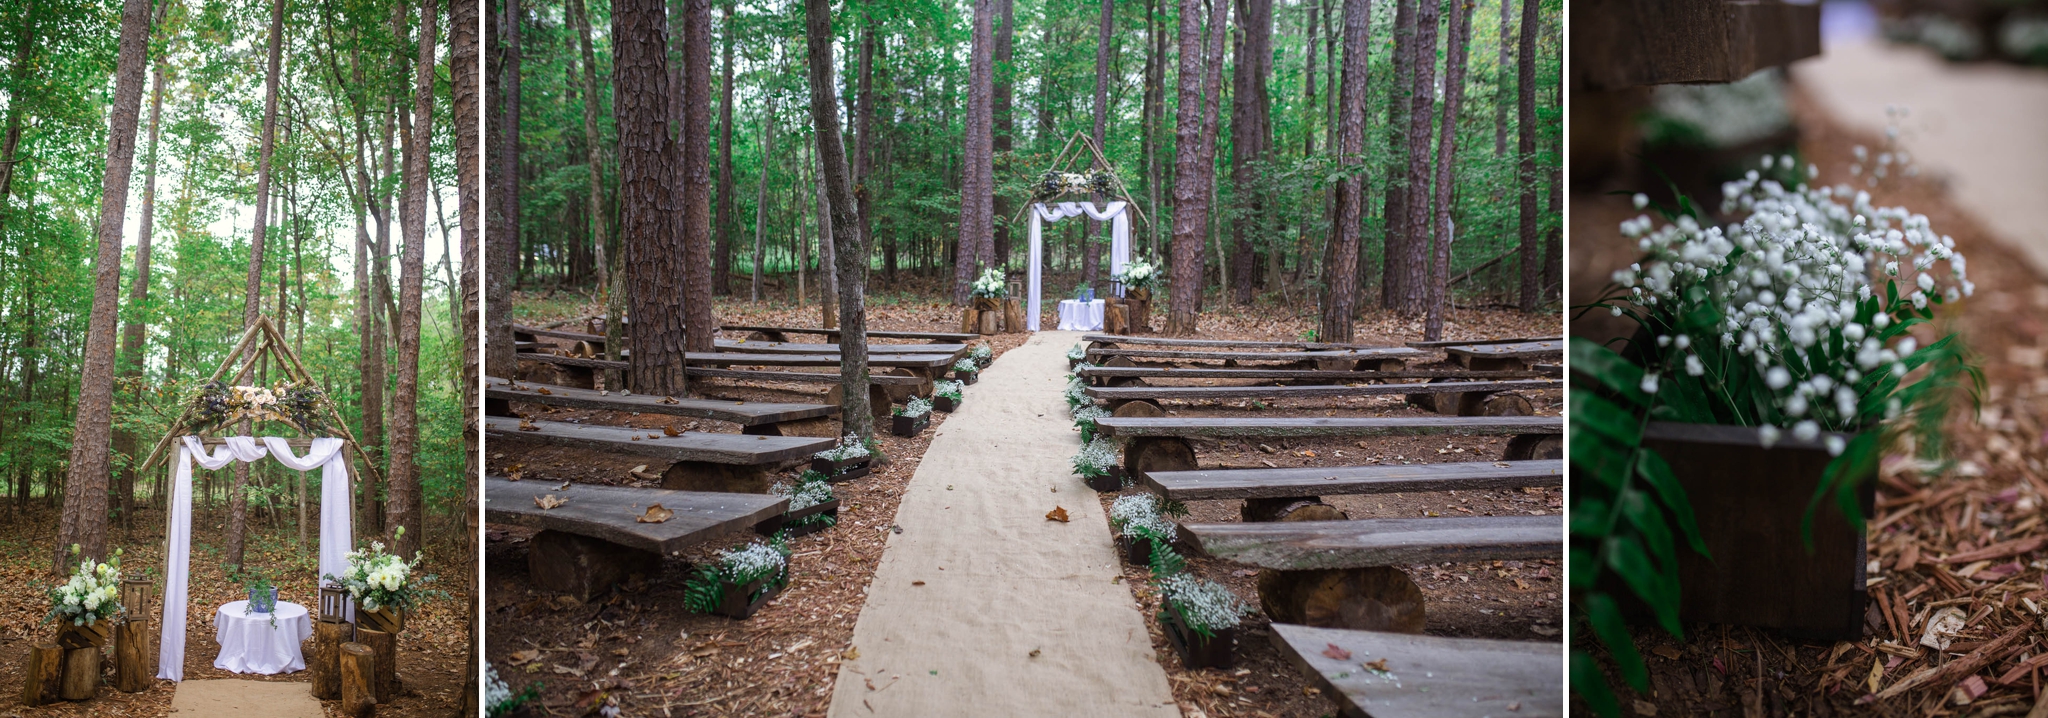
[1028,201,1129,331]
[158,436,350,681]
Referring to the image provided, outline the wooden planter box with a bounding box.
[1633,421,1873,640]
[714,575,784,619]
[357,606,405,635]
[954,369,978,385]
[754,499,841,539]
[810,456,872,483]
[55,620,110,650]
[892,414,930,437]
[1161,603,1235,670]
[1083,466,1125,493]
[933,395,961,413]
[1116,532,1159,566]
[974,354,992,369]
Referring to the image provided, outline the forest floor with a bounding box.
[0,506,475,717]
[487,290,1561,717]
[1570,86,2048,716]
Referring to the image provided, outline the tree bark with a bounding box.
[117,10,168,534]
[1319,0,1370,344]
[57,0,152,573]
[680,0,715,352]
[1494,0,1512,158]
[1516,0,1538,311]
[954,0,994,307]
[1228,0,1272,305]
[990,0,1012,268]
[1389,0,1438,315]
[221,0,286,572]
[1192,0,1228,315]
[387,0,438,560]
[714,0,737,295]
[1424,0,1470,341]
[1377,0,1414,310]
[1139,0,1162,258]
[1301,0,1318,157]
[1084,0,1113,290]
[1164,0,1212,336]
[570,0,610,298]
[801,0,875,441]
[616,0,690,396]
[486,0,522,380]
[451,0,484,706]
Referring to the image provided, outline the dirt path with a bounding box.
[825,330,1179,717]
[1792,39,2048,274]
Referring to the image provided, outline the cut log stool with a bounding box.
[60,646,98,701]
[530,530,661,602]
[312,620,352,699]
[21,641,62,706]
[340,642,376,717]
[358,627,399,702]
[114,619,149,693]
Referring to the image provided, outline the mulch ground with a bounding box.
[1570,86,2048,716]
[0,508,475,717]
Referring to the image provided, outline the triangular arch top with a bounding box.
[1009,130,1149,233]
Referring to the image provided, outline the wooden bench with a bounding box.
[1140,459,1563,501]
[1269,623,1561,718]
[485,416,833,493]
[1084,379,1558,417]
[1085,346,1427,364]
[516,350,944,398]
[715,339,968,356]
[485,475,787,601]
[1080,333,1398,351]
[1444,340,1562,371]
[1095,415,1562,486]
[1403,335,1561,349]
[722,324,976,343]
[485,377,838,436]
[1074,365,1562,387]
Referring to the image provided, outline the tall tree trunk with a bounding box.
[1543,82,1560,303]
[1494,0,1512,157]
[56,0,152,572]
[485,0,521,380]
[1424,0,1469,340]
[617,0,690,395]
[1302,0,1318,157]
[223,0,288,572]
[1138,0,1160,258]
[451,0,485,703]
[714,0,736,295]
[0,2,33,222]
[1516,0,1538,311]
[816,156,837,325]
[1165,0,1218,335]
[1378,0,1415,309]
[989,0,1012,269]
[388,0,438,560]
[570,0,609,298]
[750,88,774,303]
[117,13,168,533]
[1083,0,1112,290]
[1389,0,1437,315]
[801,0,874,441]
[1228,0,1271,305]
[953,0,994,306]
[1320,0,1370,343]
[1194,0,1229,310]
[680,0,715,352]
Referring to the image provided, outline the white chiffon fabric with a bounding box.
[212,600,313,675]
[1056,299,1106,331]
[1028,201,1130,331]
[158,436,350,681]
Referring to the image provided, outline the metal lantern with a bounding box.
[319,585,351,624]
[121,576,153,622]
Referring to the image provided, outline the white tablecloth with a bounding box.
[1057,299,1105,331]
[213,600,312,675]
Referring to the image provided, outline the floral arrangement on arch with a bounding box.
[46,546,123,627]
[969,268,1008,300]
[1033,170,1115,202]
[324,527,443,613]
[189,379,329,435]
[1113,258,1159,292]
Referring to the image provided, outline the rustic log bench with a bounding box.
[1269,623,1562,718]
[485,475,787,601]
[485,416,834,493]
[714,339,968,356]
[1183,515,1563,632]
[514,350,945,400]
[1084,346,1427,365]
[485,377,838,436]
[1083,379,1559,418]
[1403,335,1562,349]
[1443,340,1563,372]
[1094,415,1562,483]
[1074,365,1562,388]
[721,324,976,343]
[1079,333,1398,351]
[1140,459,1563,502]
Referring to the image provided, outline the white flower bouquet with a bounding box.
[1112,258,1160,292]
[1072,405,1110,443]
[1108,494,1179,544]
[46,547,123,628]
[1158,574,1251,640]
[969,268,1008,300]
[934,380,964,402]
[1033,169,1115,201]
[813,433,871,463]
[485,666,542,717]
[324,528,441,613]
[894,397,933,419]
[952,358,978,374]
[1070,438,1119,480]
[683,536,791,614]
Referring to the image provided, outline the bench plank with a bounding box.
[1184,515,1563,570]
[723,324,976,342]
[1085,380,1557,401]
[1269,624,1562,718]
[685,352,958,369]
[485,416,833,464]
[1075,366,1562,381]
[486,377,836,425]
[1093,415,1561,439]
[484,475,786,554]
[517,352,627,370]
[1080,334,1396,351]
[1445,340,1562,360]
[512,324,606,343]
[1404,336,1561,349]
[686,367,925,386]
[1142,459,1563,500]
[716,339,966,355]
[1086,347,1427,362]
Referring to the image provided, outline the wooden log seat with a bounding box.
[485,476,787,600]
[484,416,833,492]
[486,377,838,436]
[1269,623,1561,718]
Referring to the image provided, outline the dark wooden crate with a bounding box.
[892,414,929,437]
[810,456,872,483]
[713,575,784,619]
[1161,604,1236,670]
[1085,466,1125,493]
[1633,421,1873,640]
[55,620,110,650]
[754,499,841,538]
[934,395,961,412]
[954,370,978,385]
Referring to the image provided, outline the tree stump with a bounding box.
[958,308,979,334]
[358,627,399,702]
[59,646,98,701]
[1100,356,1147,387]
[1241,497,1348,523]
[1123,437,1197,484]
[340,642,375,717]
[978,310,999,335]
[1108,399,1164,418]
[113,620,149,693]
[528,530,661,602]
[876,367,932,403]
[311,620,352,699]
[1503,434,1563,461]
[1128,297,1151,333]
[1257,566,1427,633]
[21,641,62,707]
[1478,392,1533,417]
[1003,299,1024,333]
[1103,301,1128,335]
[827,383,895,420]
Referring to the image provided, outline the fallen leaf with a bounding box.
[1866,656,1885,693]
[637,504,674,523]
[1046,506,1069,522]
[842,647,860,660]
[1632,699,1658,716]
[1364,658,1389,672]
[1651,645,1681,660]
[912,581,926,586]
[518,420,541,432]
[1321,643,1352,660]
[535,494,569,510]
[664,425,681,437]
[507,649,541,665]
[1920,607,1966,651]
[537,387,552,395]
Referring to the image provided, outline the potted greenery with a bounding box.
[969,343,994,368]
[809,433,873,482]
[1572,168,1977,710]
[1071,438,1124,492]
[324,526,445,635]
[1156,574,1251,670]
[241,569,279,614]
[1108,494,1186,565]
[951,358,980,385]
[757,471,840,538]
[1072,405,1110,444]
[1066,344,1087,369]
[892,397,933,437]
[1063,376,1093,413]
[932,380,965,412]
[684,537,790,619]
[45,545,123,649]
[485,666,542,718]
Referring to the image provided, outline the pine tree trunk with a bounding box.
[1494,0,1512,158]
[117,18,167,534]
[450,0,484,704]
[1390,0,1438,315]
[1320,0,1370,344]
[485,0,522,380]
[989,2,1012,268]
[224,0,287,572]
[1192,0,1228,318]
[388,0,438,559]
[1543,81,1560,303]
[801,0,875,441]
[1139,0,1161,258]
[1378,0,1414,310]
[1424,0,1470,341]
[571,0,609,298]
[1165,0,1211,336]
[714,1,737,296]
[680,0,716,352]
[616,0,690,396]
[57,0,152,572]
[1228,0,1272,306]
[1084,0,1112,291]
[1302,0,1318,157]
[954,0,994,307]
[1516,0,1538,311]
[750,87,774,303]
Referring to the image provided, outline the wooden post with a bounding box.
[978,310,999,335]
[60,646,99,701]
[340,642,376,717]
[311,620,352,699]
[114,620,149,693]
[358,627,399,701]
[1003,298,1024,333]
[21,642,62,706]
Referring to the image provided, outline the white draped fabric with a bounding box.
[1028,201,1130,331]
[158,436,350,681]
[212,600,313,675]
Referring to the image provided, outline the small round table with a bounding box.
[213,600,313,675]
[1057,299,1105,331]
